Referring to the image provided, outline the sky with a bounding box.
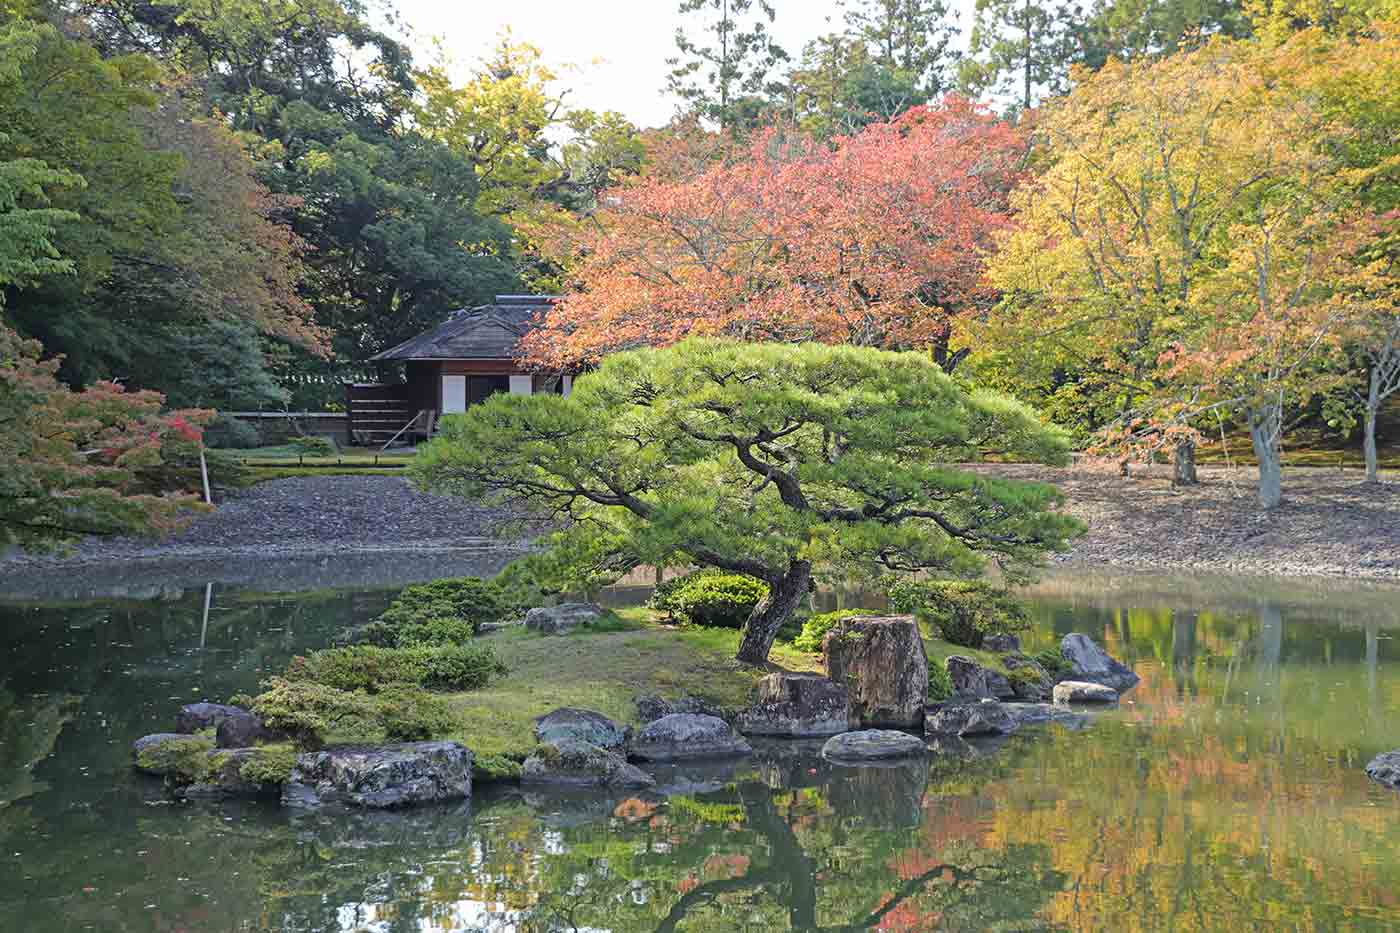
[393,0,977,129]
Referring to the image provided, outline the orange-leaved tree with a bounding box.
[518,96,1027,373]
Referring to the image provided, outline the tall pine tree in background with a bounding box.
[667,0,790,132]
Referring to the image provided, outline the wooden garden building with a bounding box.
[349,295,571,446]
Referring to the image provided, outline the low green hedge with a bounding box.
[285,643,507,693]
[649,569,769,628]
[248,678,455,749]
[347,577,515,646]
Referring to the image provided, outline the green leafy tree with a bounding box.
[79,0,520,368]
[787,32,931,138]
[666,0,790,132]
[960,0,1084,111]
[412,339,1081,663]
[842,0,961,93]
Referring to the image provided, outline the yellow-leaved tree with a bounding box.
[978,31,1391,507]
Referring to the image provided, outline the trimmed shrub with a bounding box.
[285,644,507,693]
[374,684,455,741]
[650,569,769,628]
[390,616,479,647]
[203,414,261,449]
[1033,647,1072,680]
[247,678,374,749]
[384,577,512,630]
[887,580,1031,649]
[928,660,953,702]
[288,435,335,456]
[237,745,298,785]
[792,610,866,653]
[248,678,456,749]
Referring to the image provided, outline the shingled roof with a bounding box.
[370,295,559,361]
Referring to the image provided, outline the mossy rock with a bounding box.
[472,753,524,783]
[132,733,216,782]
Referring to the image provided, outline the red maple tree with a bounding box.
[520,97,1027,371]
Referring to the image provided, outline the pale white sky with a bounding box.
[393,0,977,129]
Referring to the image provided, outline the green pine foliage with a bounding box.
[415,339,1081,662]
[887,579,1033,649]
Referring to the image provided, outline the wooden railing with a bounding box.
[346,383,419,446]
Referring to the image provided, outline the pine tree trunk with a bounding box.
[735,560,812,665]
[1364,369,1381,484]
[1249,403,1283,509]
[1173,440,1198,486]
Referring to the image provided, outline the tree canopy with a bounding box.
[412,339,1081,662]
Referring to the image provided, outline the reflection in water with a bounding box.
[0,568,1398,931]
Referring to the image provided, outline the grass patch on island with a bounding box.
[442,608,821,761]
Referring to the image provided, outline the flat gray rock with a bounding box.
[925,701,1018,737]
[1053,680,1120,705]
[282,741,473,809]
[521,738,655,788]
[821,729,927,762]
[533,708,627,752]
[1002,703,1091,730]
[1366,751,1400,789]
[630,713,752,761]
[525,603,603,634]
[1061,633,1139,692]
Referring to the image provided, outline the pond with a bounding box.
[1,558,1398,931]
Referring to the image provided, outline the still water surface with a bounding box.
[1,559,1398,931]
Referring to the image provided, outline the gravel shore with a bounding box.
[3,467,1397,581]
[0,475,533,571]
[981,463,1400,580]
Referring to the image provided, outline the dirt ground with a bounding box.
[981,463,1400,580]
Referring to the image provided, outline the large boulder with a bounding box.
[945,655,991,700]
[1060,634,1140,692]
[925,701,1018,738]
[533,708,628,752]
[281,741,473,809]
[522,738,655,788]
[982,633,1021,654]
[525,602,603,635]
[1366,751,1400,789]
[215,709,279,749]
[823,615,928,728]
[629,713,752,762]
[1053,681,1120,705]
[821,729,927,763]
[635,694,735,726]
[738,673,851,737]
[175,702,247,735]
[984,670,1017,701]
[1003,655,1054,702]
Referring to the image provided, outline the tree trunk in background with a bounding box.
[1249,402,1283,509]
[736,560,812,665]
[1364,369,1381,484]
[1173,440,1198,486]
